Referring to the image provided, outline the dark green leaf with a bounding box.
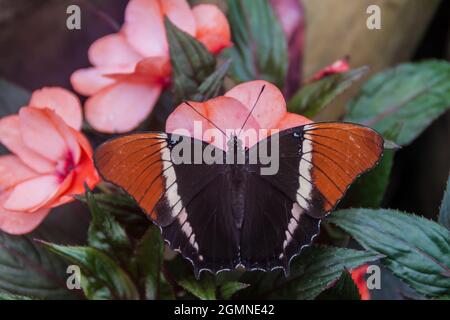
[132,227,174,300]
[195,59,231,101]
[329,209,450,297]
[345,60,450,146]
[85,189,132,264]
[177,274,216,300]
[240,246,380,299]
[317,270,361,300]
[167,257,216,300]
[165,17,215,104]
[0,232,78,299]
[439,174,450,230]
[77,192,149,239]
[287,67,368,118]
[41,243,139,300]
[224,0,288,88]
[0,291,34,300]
[219,281,249,300]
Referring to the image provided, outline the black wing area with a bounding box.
[240,122,383,272]
[95,132,239,276]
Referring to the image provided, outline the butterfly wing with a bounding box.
[95,132,240,275]
[240,122,384,272]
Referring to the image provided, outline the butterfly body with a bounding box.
[95,123,383,276]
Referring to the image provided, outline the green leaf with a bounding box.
[178,274,216,300]
[287,67,368,118]
[77,192,149,239]
[167,257,216,300]
[132,227,174,300]
[439,174,450,231]
[329,209,450,297]
[317,270,361,300]
[41,243,139,300]
[0,291,35,300]
[219,281,249,300]
[0,228,82,300]
[0,78,30,117]
[195,59,231,101]
[240,246,380,299]
[165,17,215,104]
[224,0,288,88]
[85,189,132,264]
[345,60,450,146]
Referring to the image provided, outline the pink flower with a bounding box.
[71,0,232,134]
[0,87,99,235]
[166,80,312,149]
[311,58,350,81]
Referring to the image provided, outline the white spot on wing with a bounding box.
[297,138,313,210]
[283,203,305,249]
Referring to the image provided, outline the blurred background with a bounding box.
[0,0,449,298]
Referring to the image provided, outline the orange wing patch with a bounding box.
[94,133,169,221]
[303,123,383,212]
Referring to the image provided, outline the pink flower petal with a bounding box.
[123,0,196,57]
[44,110,81,164]
[276,112,312,131]
[0,155,38,190]
[3,174,60,212]
[134,56,172,81]
[88,33,142,67]
[123,0,166,57]
[0,191,49,235]
[225,80,287,129]
[73,130,94,158]
[71,66,134,96]
[167,97,260,149]
[109,57,172,84]
[85,80,162,133]
[0,115,54,173]
[192,4,232,54]
[311,58,350,81]
[166,100,209,140]
[40,171,75,209]
[30,87,83,130]
[19,107,67,162]
[161,0,196,35]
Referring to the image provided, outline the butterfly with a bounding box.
[94,91,383,277]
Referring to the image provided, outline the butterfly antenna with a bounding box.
[237,85,266,139]
[183,101,229,139]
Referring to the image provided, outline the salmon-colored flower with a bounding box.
[0,88,99,235]
[166,80,312,149]
[351,264,371,300]
[311,58,350,81]
[71,0,231,134]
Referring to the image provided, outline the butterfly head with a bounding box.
[228,134,243,152]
